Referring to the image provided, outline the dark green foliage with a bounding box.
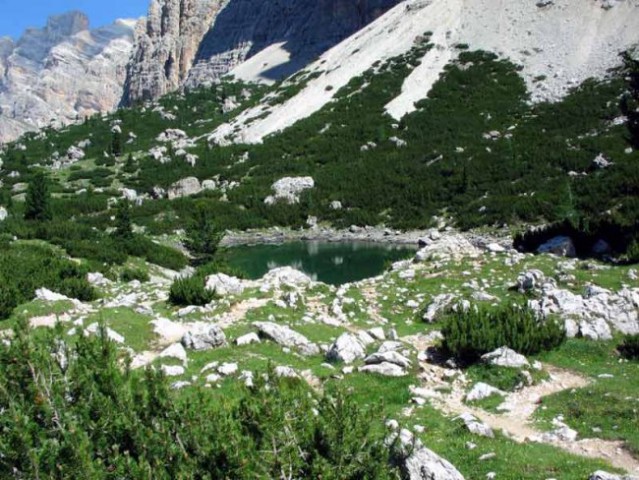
[112,200,133,240]
[0,325,397,478]
[621,50,639,148]
[24,172,52,222]
[122,236,188,271]
[619,334,639,360]
[0,284,19,319]
[168,275,214,306]
[442,304,565,364]
[120,267,150,283]
[514,218,639,260]
[0,242,96,319]
[111,130,122,157]
[184,204,223,264]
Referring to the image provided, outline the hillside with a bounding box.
[0,1,638,478]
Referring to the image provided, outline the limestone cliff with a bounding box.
[123,0,226,103]
[124,0,402,103]
[0,11,137,143]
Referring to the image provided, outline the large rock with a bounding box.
[455,413,494,438]
[589,472,639,480]
[364,350,412,369]
[326,333,366,364]
[422,294,456,322]
[481,347,529,369]
[168,177,202,199]
[537,236,577,257]
[358,362,407,377]
[264,177,315,205]
[0,12,136,143]
[205,273,245,296]
[394,429,466,480]
[0,206,7,222]
[254,322,319,356]
[259,267,314,291]
[181,325,227,351]
[529,284,639,339]
[466,382,505,402]
[516,269,546,292]
[415,234,479,262]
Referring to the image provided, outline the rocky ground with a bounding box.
[3,229,639,479]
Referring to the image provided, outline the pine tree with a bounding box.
[24,172,52,222]
[111,131,122,157]
[112,200,133,240]
[184,205,223,264]
[621,49,639,148]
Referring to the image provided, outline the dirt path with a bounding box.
[424,360,639,473]
[215,297,271,328]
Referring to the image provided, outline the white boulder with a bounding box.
[537,236,576,257]
[466,383,505,402]
[264,176,314,205]
[254,322,319,356]
[481,347,529,368]
[205,273,245,296]
[168,177,202,199]
[326,333,366,364]
[181,325,227,351]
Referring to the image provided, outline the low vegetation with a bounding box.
[441,304,566,364]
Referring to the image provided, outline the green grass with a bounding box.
[85,308,156,352]
[535,339,639,455]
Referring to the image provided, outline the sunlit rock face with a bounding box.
[0,11,137,143]
[123,0,402,103]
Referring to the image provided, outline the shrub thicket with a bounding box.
[168,275,214,306]
[0,323,397,478]
[442,304,565,364]
[619,334,639,360]
[120,267,150,283]
[0,242,97,319]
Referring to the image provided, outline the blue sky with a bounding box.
[0,0,149,39]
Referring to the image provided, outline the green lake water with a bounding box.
[224,241,417,286]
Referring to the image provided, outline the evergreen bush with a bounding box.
[442,303,565,364]
[619,334,639,360]
[0,324,398,478]
[168,275,214,306]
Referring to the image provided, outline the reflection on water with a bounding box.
[224,241,416,286]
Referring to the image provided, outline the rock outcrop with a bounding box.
[124,0,402,103]
[0,12,137,143]
[124,0,225,102]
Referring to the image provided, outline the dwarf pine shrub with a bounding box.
[168,275,214,306]
[619,334,639,360]
[442,303,565,364]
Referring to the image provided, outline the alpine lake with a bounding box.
[223,241,417,285]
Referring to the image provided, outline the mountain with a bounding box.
[123,0,404,103]
[209,0,639,145]
[0,12,137,143]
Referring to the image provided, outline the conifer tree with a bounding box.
[184,205,223,264]
[112,200,133,240]
[621,49,639,148]
[24,172,52,222]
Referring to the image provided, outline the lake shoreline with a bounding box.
[220,226,431,248]
[220,225,513,249]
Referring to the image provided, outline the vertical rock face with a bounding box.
[186,0,403,86]
[124,0,402,103]
[124,0,227,103]
[0,11,137,143]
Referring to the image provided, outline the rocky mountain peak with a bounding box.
[43,11,90,39]
[0,13,137,143]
